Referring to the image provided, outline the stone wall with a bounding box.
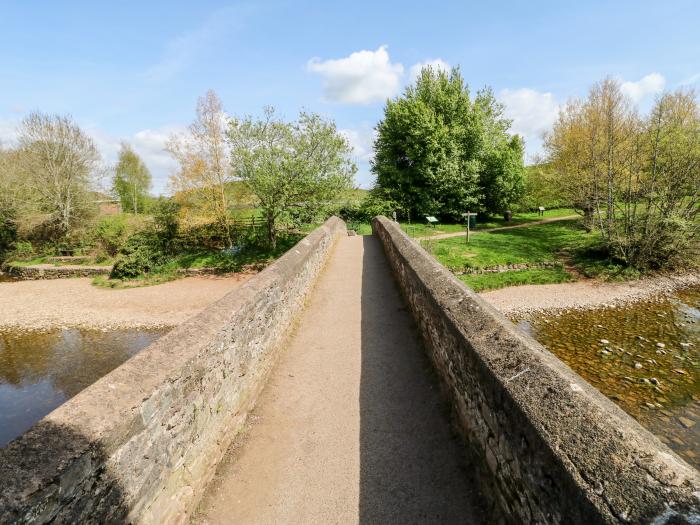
[372,216,700,524]
[5,264,112,280]
[0,217,346,525]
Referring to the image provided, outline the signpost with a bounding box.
[461,211,478,243]
[425,216,439,228]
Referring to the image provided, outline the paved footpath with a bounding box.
[194,235,483,524]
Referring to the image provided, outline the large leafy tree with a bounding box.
[228,107,356,249]
[112,142,151,214]
[372,67,524,220]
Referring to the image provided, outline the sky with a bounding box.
[2,0,699,194]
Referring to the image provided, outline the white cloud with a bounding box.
[409,58,451,83]
[307,46,404,105]
[620,73,665,102]
[89,126,182,195]
[498,88,560,155]
[340,126,376,163]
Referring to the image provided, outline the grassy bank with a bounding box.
[93,232,303,289]
[423,218,643,291]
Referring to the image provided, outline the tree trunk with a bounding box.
[267,214,276,250]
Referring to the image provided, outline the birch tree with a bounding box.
[167,90,234,246]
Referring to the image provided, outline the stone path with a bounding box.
[195,235,483,524]
[414,214,579,241]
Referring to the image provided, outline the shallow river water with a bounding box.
[0,327,168,446]
[517,286,700,469]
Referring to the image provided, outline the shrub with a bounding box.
[110,232,168,279]
[0,214,17,262]
[95,215,128,257]
[10,240,34,260]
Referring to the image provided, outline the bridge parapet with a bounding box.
[373,215,700,524]
[0,217,346,524]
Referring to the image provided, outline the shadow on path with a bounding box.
[359,235,484,524]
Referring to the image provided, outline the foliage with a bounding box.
[337,188,402,224]
[372,66,524,221]
[110,231,167,279]
[94,215,129,257]
[545,79,700,269]
[151,197,180,252]
[228,107,356,249]
[168,90,235,247]
[112,143,151,213]
[518,163,569,211]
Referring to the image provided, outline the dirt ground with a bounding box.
[0,275,252,331]
[478,273,700,315]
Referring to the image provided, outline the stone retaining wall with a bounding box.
[5,264,112,280]
[456,261,562,275]
[373,215,700,524]
[0,217,346,525]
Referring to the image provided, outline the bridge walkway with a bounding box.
[194,235,484,524]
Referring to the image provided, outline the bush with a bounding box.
[152,197,180,252]
[110,232,168,279]
[0,214,17,262]
[337,190,402,224]
[95,215,128,257]
[9,240,34,260]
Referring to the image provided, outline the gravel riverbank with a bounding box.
[478,272,700,316]
[0,275,252,331]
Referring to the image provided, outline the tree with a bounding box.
[16,112,100,237]
[372,66,524,220]
[112,142,151,214]
[167,90,234,247]
[0,146,21,258]
[228,107,356,249]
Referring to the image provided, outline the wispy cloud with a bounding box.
[679,73,700,86]
[145,5,250,83]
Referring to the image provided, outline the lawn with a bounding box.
[420,218,637,291]
[422,219,593,272]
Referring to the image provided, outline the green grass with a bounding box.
[458,267,573,292]
[423,219,593,272]
[422,217,647,291]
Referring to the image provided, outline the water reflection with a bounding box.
[0,327,168,446]
[518,286,699,469]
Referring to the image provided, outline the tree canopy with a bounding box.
[372,67,524,220]
[228,107,356,248]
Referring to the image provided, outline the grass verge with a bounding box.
[459,267,573,292]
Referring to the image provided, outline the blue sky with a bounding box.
[2,0,699,193]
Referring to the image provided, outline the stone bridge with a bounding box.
[1,217,699,524]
